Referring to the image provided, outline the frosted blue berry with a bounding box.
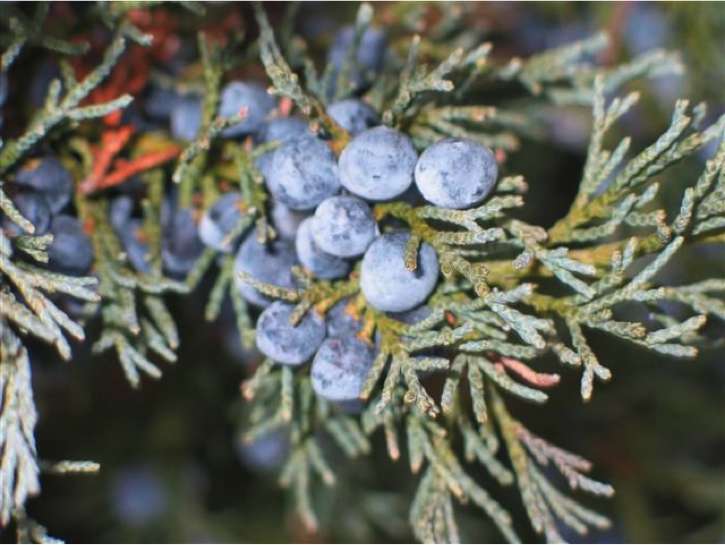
[311,336,376,402]
[338,126,417,201]
[295,218,350,280]
[170,96,202,141]
[218,81,275,137]
[2,191,51,237]
[162,207,204,278]
[47,215,94,275]
[117,219,151,274]
[198,192,245,253]
[257,116,309,144]
[15,156,73,214]
[266,136,340,211]
[255,301,325,366]
[310,195,376,258]
[414,138,498,209]
[255,117,309,179]
[325,298,363,339]
[270,200,308,241]
[327,99,379,136]
[361,232,439,312]
[234,233,298,308]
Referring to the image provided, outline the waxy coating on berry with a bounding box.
[255,301,326,366]
[218,81,276,137]
[2,191,51,237]
[311,336,376,402]
[162,207,204,278]
[266,136,341,210]
[295,218,350,280]
[47,215,94,276]
[310,195,376,258]
[14,156,73,214]
[198,193,246,253]
[414,137,498,209]
[361,231,439,312]
[325,298,363,339]
[255,117,310,179]
[234,233,298,308]
[269,200,308,241]
[338,126,417,201]
[327,99,379,136]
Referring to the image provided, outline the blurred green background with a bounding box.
[5,2,724,543]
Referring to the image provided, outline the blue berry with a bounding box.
[328,26,386,91]
[255,301,325,366]
[236,429,289,471]
[144,86,180,120]
[15,156,73,214]
[111,466,167,526]
[327,99,378,136]
[117,219,152,274]
[234,233,298,308]
[170,96,202,141]
[270,200,308,241]
[295,218,350,280]
[198,192,245,253]
[255,117,310,179]
[310,195,376,258]
[266,136,341,211]
[47,215,94,275]
[2,191,51,237]
[338,126,417,201]
[311,336,375,402]
[361,232,439,312]
[414,138,498,209]
[257,116,309,144]
[325,298,363,339]
[162,207,204,278]
[218,81,275,138]
[389,305,432,326]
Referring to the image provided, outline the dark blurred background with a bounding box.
[4,2,724,543]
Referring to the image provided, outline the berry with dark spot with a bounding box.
[338,126,417,201]
[414,138,498,209]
